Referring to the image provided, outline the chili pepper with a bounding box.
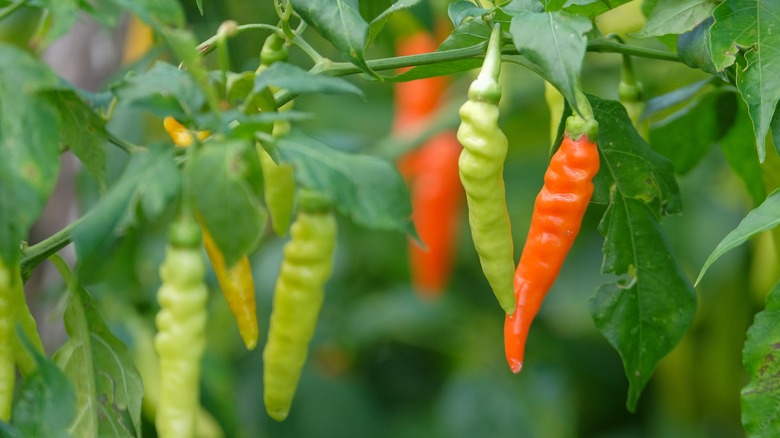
[163,118,259,351]
[257,33,296,236]
[154,214,209,438]
[163,116,210,148]
[456,24,516,315]
[263,190,337,422]
[199,221,258,350]
[504,90,599,373]
[0,260,14,422]
[393,28,462,296]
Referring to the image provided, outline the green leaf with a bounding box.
[720,98,765,207]
[676,17,719,75]
[368,0,422,43]
[586,95,694,411]
[709,0,780,162]
[52,260,143,438]
[742,279,780,436]
[112,61,205,119]
[643,79,710,117]
[43,89,108,189]
[391,20,488,82]
[649,89,737,174]
[277,131,413,235]
[253,62,364,98]
[696,190,780,286]
[561,0,632,18]
[35,0,80,45]
[500,0,544,14]
[0,44,61,265]
[290,0,375,76]
[590,197,695,412]
[589,96,681,215]
[633,0,717,38]
[108,0,184,28]
[509,11,591,114]
[448,1,488,27]
[196,0,203,15]
[187,139,267,267]
[160,28,221,115]
[7,330,76,438]
[73,145,179,282]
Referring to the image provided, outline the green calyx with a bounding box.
[168,214,202,249]
[618,80,643,103]
[297,189,332,213]
[469,22,503,104]
[565,88,598,140]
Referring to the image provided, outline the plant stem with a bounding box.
[197,23,282,57]
[0,0,29,22]
[20,214,87,283]
[108,132,142,154]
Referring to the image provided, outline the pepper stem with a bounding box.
[565,88,598,141]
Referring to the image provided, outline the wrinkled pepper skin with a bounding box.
[154,221,209,438]
[263,204,337,422]
[457,87,516,315]
[504,133,599,373]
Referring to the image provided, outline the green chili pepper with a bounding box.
[154,214,209,438]
[263,190,337,421]
[457,23,516,315]
[0,260,14,422]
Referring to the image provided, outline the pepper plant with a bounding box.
[0,0,778,436]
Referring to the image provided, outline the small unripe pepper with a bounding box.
[0,260,14,422]
[457,24,516,315]
[504,90,599,373]
[263,190,337,421]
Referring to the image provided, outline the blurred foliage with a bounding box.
[4,0,772,437]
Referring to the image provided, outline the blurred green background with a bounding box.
[14,0,774,437]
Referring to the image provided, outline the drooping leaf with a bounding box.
[589,196,695,411]
[720,98,765,206]
[43,89,108,189]
[709,0,780,161]
[0,44,62,265]
[5,331,75,438]
[649,89,738,174]
[368,0,422,43]
[585,95,694,411]
[186,139,267,267]
[633,0,717,38]
[277,131,413,235]
[289,0,375,76]
[696,190,780,285]
[509,11,591,114]
[742,280,780,436]
[52,259,143,438]
[253,62,364,98]
[111,61,205,120]
[643,79,711,118]
[73,145,180,282]
[196,0,203,15]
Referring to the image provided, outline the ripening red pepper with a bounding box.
[393,29,462,296]
[504,93,599,373]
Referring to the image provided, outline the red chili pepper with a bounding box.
[504,130,599,373]
[393,30,462,296]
